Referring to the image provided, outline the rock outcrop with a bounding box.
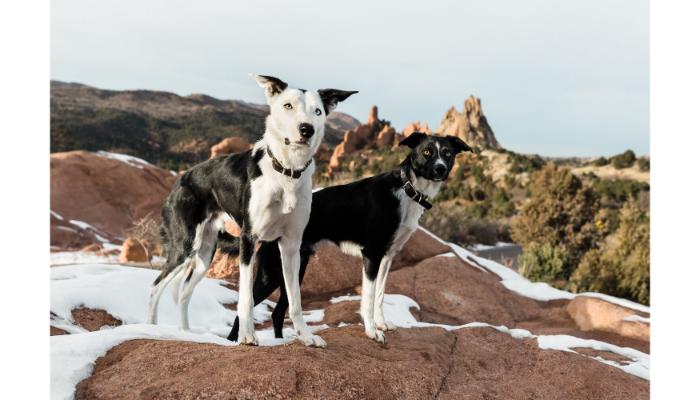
[118,238,148,263]
[210,137,251,158]
[566,296,650,342]
[402,121,432,136]
[328,106,396,175]
[50,151,177,250]
[75,326,648,400]
[436,95,500,149]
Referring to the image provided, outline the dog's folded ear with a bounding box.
[446,136,474,153]
[318,89,358,114]
[399,132,428,148]
[254,75,288,100]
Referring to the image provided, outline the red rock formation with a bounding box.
[50,151,177,250]
[119,237,148,263]
[328,106,395,175]
[436,95,500,149]
[402,121,432,136]
[210,137,252,159]
[375,125,396,148]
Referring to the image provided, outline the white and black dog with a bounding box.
[146,75,356,347]
[227,132,472,343]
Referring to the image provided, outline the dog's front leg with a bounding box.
[237,234,259,345]
[279,237,326,347]
[373,256,397,332]
[361,256,386,343]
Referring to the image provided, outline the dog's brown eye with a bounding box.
[423,148,432,157]
[283,103,293,110]
[315,108,322,116]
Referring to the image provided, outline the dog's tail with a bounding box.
[217,231,241,256]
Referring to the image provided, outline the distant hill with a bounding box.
[50,81,361,170]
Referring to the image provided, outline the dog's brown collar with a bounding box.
[266,147,312,179]
[400,167,433,210]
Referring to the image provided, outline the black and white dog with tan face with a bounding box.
[227,132,472,344]
[146,75,356,347]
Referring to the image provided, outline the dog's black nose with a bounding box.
[299,123,315,138]
[435,164,447,176]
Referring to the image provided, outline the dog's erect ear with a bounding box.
[399,132,428,149]
[253,75,288,100]
[446,136,474,153]
[317,89,358,114]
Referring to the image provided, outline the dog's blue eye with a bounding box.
[443,150,452,158]
[315,108,322,116]
[283,103,293,110]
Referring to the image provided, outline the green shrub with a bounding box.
[569,201,650,304]
[519,243,570,285]
[510,163,602,278]
[593,157,609,167]
[508,152,545,174]
[637,158,650,172]
[591,178,650,205]
[610,150,636,169]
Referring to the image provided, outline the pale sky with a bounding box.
[51,0,649,157]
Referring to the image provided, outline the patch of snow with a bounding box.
[170,170,177,176]
[469,241,515,251]
[50,252,120,266]
[329,294,361,304]
[623,315,651,324]
[51,210,64,220]
[96,151,154,169]
[537,334,649,380]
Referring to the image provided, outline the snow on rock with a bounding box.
[96,151,154,169]
[50,262,326,399]
[421,226,649,312]
[50,252,120,266]
[337,292,650,381]
[537,335,650,380]
[51,324,234,400]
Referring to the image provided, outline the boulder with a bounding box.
[328,106,396,175]
[50,151,177,250]
[210,137,252,158]
[566,296,650,342]
[436,96,500,149]
[402,121,432,136]
[75,326,648,400]
[375,125,396,148]
[118,237,148,263]
[392,229,451,268]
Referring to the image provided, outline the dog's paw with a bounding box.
[365,329,387,344]
[375,320,396,332]
[238,330,259,346]
[298,334,327,348]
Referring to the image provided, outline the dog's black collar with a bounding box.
[400,167,433,210]
[266,147,312,179]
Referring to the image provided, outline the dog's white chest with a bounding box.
[247,171,310,241]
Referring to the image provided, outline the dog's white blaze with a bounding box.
[434,142,447,169]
